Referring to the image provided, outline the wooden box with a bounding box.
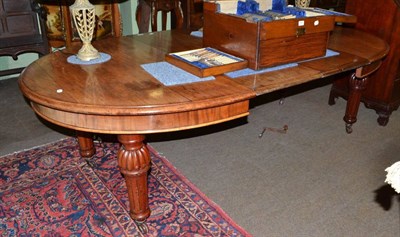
[203,1,342,70]
[165,47,248,77]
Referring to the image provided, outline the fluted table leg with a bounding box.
[117,134,151,233]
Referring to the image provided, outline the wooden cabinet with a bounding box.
[191,0,347,32]
[329,0,400,125]
[0,0,50,76]
[203,1,336,70]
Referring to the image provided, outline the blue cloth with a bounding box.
[282,6,306,17]
[141,62,215,86]
[272,0,286,12]
[225,49,340,78]
[190,31,203,38]
[67,53,111,65]
[225,63,298,78]
[237,0,259,15]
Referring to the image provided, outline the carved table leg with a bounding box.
[343,73,368,133]
[117,134,151,233]
[76,131,95,157]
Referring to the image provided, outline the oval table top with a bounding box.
[18,26,388,134]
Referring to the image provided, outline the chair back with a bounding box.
[150,0,184,31]
[136,0,183,33]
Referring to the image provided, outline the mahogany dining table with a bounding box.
[18,27,388,232]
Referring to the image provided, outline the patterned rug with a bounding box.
[0,137,251,236]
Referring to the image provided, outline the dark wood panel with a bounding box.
[0,0,50,76]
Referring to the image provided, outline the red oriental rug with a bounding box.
[0,137,251,236]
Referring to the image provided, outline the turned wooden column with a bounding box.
[76,131,95,157]
[343,73,368,133]
[117,134,151,232]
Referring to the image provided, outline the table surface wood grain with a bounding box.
[19,27,388,123]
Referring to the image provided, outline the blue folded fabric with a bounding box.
[225,63,298,78]
[225,49,340,78]
[141,62,215,86]
[190,31,203,38]
[272,0,286,12]
[323,49,340,57]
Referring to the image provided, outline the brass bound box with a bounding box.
[202,0,355,70]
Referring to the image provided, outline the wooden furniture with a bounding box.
[0,0,50,76]
[203,1,337,70]
[39,0,122,48]
[136,0,184,32]
[329,0,400,126]
[165,48,249,77]
[149,0,183,31]
[185,0,347,36]
[18,27,388,232]
[176,0,348,35]
[138,0,347,33]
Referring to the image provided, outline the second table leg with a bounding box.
[76,131,95,157]
[117,134,151,233]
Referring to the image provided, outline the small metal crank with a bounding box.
[259,125,289,138]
